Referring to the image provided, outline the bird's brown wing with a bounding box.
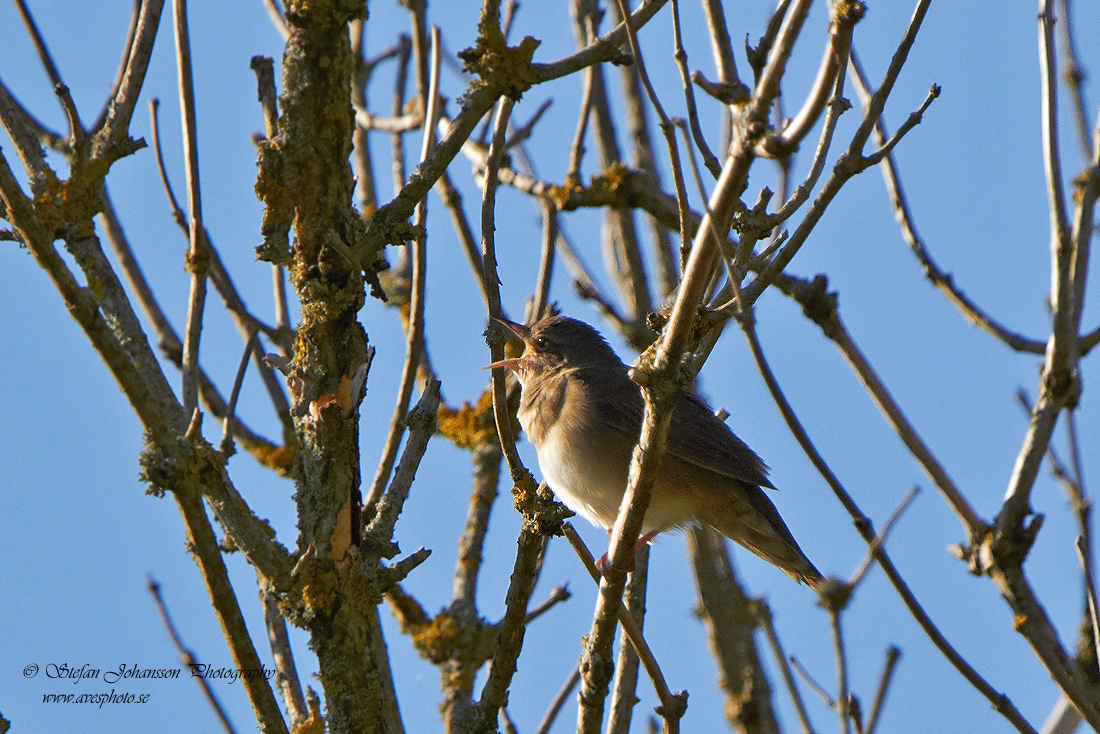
[668,393,774,489]
[583,369,773,489]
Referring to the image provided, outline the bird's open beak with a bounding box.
[483,317,531,371]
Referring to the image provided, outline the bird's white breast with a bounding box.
[535,420,623,529]
[526,406,695,534]
[516,367,695,534]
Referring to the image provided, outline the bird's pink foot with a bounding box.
[594,530,661,575]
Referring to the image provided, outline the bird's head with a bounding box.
[485,315,623,384]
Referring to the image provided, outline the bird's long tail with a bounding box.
[701,485,825,592]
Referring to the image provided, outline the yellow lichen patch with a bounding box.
[291,690,325,734]
[301,567,338,614]
[596,161,629,190]
[437,390,496,451]
[547,174,584,210]
[458,27,541,100]
[411,612,460,664]
[250,442,296,475]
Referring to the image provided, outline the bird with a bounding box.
[486,314,824,590]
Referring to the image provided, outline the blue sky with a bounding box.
[2,1,1098,733]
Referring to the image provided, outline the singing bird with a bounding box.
[488,315,824,590]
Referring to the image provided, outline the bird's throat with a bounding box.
[516,369,571,446]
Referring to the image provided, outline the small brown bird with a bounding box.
[488,315,823,590]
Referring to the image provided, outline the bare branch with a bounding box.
[220,328,260,454]
[1055,0,1093,156]
[699,0,748,101]
[848,487,919,591]
[535,665,581,734]
[261,0,290,40]
[365,379,442,547]
[563,523,683,726]
[1076,537,1100,678]
[172,482,290,734]
[260,576,309,730]
[608,544,650,734]
[847,52,1046,354]
[92,0,165,159]
[865,646,902,734]
[148,578,238,734]
[688,526,780,734]
[831,611,851,734]
[365,27,443,513]
[738,297,1038,734]
[668,0,720,177]
[173,0,210,419]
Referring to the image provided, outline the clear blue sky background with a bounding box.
[1,1,1098,733]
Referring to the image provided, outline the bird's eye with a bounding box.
[534,336,549,350]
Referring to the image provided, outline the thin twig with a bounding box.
[452,431,503,607]
[174,0,209,419]
[1075,538,1100,674]
[565,12,597,183]
[831,611,850,734]
[481,96,526,475]
[475,96,557,723]
[608,543,650,734]
[606,0,678,299]
[365,380,442,545]
[864,647,901,734]
[13,0,77,128]
[500,706,519,734]
[1040,694,1083,734]
[504,98,552,150]
[148,578,237,734]
[92,0,166,159]
[571,0,652,337]
[848,487,919,590]
[739,302,1037,734]
[535,665,581,734]
[764,3,857,157]
[757,601,816,734]
[845,51,1046,354]
[173,480,290,734]
[745,80,939,304]
[220,328,259,454]
[781,275,982,533]
[525,585,572,624]
[768,35,852,226]
[365,27,442,514]
[1055,0,1092,157]
[698,0,746,99]
[668,0,720,177]
[91,0,143,133]
[611,0,691,258]
[688,526,780,734]
[530,199,559,322]
[261,0,289,40]
[790,656,836,708]
[259,576,308,729]
[1038,0,1072,266]
[563,523,681,727]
